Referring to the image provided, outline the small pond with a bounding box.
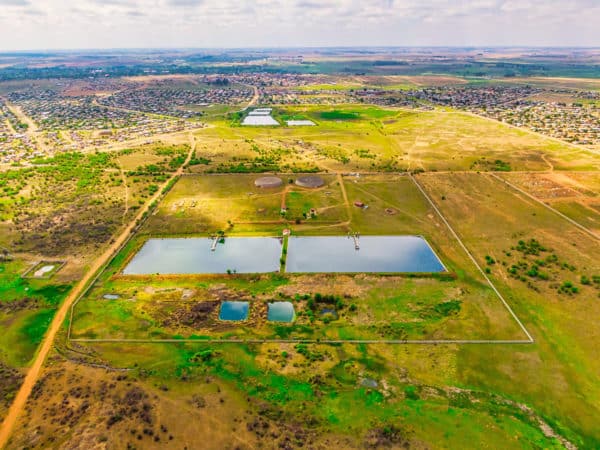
[123,237,282,275]
[219,301,249,321]
[320,308,338,319]
[34,265,55,278]
[267,302,295,322]
[285,235,445,273]
[361,378,379,389]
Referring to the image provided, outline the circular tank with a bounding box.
[254,176,283,188]
[295,175,325,188]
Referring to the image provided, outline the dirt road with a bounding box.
[241,84,259,111]
[1,98,45,153]
[0,136,196,449]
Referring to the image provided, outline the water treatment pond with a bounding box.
[242,115,280,126]
[219,301,249,321]
[267,302,295,322]
[123,237,282,275]
[285,236,445,273]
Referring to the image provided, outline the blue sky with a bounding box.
[0,0,599,50]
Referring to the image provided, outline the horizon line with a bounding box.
[1,45,600,54]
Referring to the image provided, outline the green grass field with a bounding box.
[0,261,71,366]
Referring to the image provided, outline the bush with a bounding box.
[559,281,579,295]
[434,300,461,316]
[404,385,420,400]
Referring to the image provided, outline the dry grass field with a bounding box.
[498,172,600,234]
[193,104,600,173]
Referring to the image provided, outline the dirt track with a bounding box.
[0,136,196,449]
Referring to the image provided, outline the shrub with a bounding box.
[433,300,461,316]
[404,385,420,400]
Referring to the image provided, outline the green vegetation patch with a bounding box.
[319,110,361,120]
[0,261,71,366]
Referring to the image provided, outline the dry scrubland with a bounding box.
[1,76,600,449]
[0,138,192,421]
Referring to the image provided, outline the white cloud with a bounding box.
[0,0,598,49]
[0,0,30,5]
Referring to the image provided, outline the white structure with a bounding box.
[242,115,280,126]
[255,176,284,188]
[242,108,279,126]
[286,120,316,126]
[248,108,273,116]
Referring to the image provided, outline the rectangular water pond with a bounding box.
[123,237,282,275]
[285,236,446,273]
[242,115,280,126]
[267,302,295,322]
[219,301,249,321]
